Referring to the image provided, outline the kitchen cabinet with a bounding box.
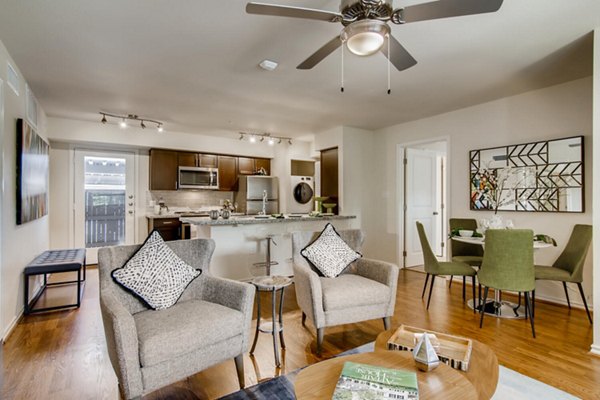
[238,157,255,175]
[179,152,218,168]
[148,218,182,241]
[218,156,237,191]
[238,157,271,175]
[255,158,271,175]
[150,149,179,190]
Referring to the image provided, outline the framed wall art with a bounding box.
[16,118,49,224]
[470,136,583,213]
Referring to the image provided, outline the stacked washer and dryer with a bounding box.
[289,176,314,214]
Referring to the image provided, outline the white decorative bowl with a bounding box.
[458,230,474,237]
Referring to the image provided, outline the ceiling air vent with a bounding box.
[7,62,19,96]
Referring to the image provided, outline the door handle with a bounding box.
[128,210,134,215]
[433,212,439,215]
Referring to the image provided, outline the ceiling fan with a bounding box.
[246,0,504,71]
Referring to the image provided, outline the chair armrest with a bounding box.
[201,275,255,314]
[99,289,144,399]
[355,258,399,287]
[201,275,255,351]
[355,258,399,317]
[293,261,325,328]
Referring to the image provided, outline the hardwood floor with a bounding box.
[2,268,599,399]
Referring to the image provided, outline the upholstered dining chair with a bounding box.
[534,224,592,324]
[98,239,255,400]
[416,222,477,311]
[478,229,536,338]
[449,218,484,296]
[291,229,399,355]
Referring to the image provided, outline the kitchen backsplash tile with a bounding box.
[149,190,234,209]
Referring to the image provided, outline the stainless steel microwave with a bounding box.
[178,166,219,190]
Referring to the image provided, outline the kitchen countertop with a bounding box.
[180,215,356,226]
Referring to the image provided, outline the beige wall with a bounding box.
[47,118,314,248]
[592,28,600,355]
[372,77,593,310]
[0,40,49,340]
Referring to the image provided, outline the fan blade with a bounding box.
[401,0,503,23]
[297,36,342,69]
[381,35,417,71]
[246,2,342,22]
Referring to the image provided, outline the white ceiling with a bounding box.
[0,0,597,138]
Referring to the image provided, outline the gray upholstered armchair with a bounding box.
[292,229,399,354]
[98,238,255,400]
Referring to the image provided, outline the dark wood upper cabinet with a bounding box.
[178,152,197,167]
[179,153,218,168]
[218,156,237,191]
[199,154,218,168]
[150,149,179,190]
[238,157,256,175]
[321,147,339,214]
[255,158,271,175]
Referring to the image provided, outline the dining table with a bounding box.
[451,235,553,319]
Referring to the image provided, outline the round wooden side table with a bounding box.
[294,351,478,399]
[375,330,499,400]
[249,275,292,368]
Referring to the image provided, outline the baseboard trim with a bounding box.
[590,344,600,357]
[2,308,24,344]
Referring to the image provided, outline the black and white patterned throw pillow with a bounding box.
[112,230,201,310]
[301,223,362,278]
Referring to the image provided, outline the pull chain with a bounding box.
[387,35,391,95]
[341,41,345,93]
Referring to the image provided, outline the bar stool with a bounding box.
[249,275,292,368]
[252,235,279,276]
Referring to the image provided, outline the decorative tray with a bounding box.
[387,325,472,372]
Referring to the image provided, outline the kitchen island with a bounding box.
[180,215,357,280]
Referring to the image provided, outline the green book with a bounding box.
[332,361,419,400]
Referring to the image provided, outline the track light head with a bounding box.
[288,139,292,145]
[101,114,107,124]
[249,136,257,143]
[278,138,282,144]
[268,138,275,146]
[157,124,164,133]
[140,120,146,129]
[119,118,127,128]
[239,133,244,140]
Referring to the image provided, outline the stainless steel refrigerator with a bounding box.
[234,176,279,215]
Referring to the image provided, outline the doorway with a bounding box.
[401,140,448,268]
[74,150,136,264]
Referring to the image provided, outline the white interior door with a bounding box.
[405,148,438,267]
[74,149,136,264]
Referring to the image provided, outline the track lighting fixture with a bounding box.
[99,112,164,133]
[239,132,292,146]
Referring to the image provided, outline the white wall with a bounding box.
[372,77,593,310]
[47,118,313,248]
[0,40,49,340]
[591,28,600,355]
[313,126,379,254]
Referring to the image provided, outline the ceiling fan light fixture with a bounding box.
[341,19,389,56]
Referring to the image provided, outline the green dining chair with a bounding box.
[478,229,536,338]
[534,224,592,324]
[449,218,484,297]
[416,222,477,311]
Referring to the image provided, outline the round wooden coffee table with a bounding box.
[294,351,478,399]
[375,330,499,400]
